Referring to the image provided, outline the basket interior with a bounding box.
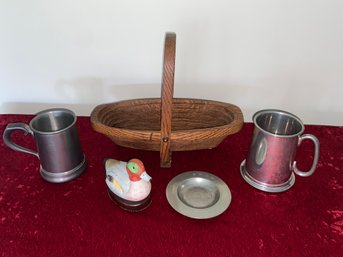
[98,99,235,131]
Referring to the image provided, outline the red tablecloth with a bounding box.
[1,114,342,257]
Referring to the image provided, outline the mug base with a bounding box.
[40,155,87,183]
[240,160,295,193]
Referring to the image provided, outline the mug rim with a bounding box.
[253,109,304,137]
[29,108,76,134]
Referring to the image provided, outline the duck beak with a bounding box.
[140,171,152,182]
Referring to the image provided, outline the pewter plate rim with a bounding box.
[166,171,231,219]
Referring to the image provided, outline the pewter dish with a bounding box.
[166,171,231,219]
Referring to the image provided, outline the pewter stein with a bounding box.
[240,109,320,193]
[3,108,86,183]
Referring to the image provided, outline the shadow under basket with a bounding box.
[90,33,244,167]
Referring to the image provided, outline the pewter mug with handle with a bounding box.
[240,109,320,193]
[3,108,86,183]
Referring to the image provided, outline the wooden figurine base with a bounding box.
[107,189,152,212]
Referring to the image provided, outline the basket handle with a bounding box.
[160,32,176,168]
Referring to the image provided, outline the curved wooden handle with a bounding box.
[160,32,176,168]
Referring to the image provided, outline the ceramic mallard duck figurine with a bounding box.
[104,158,152,211]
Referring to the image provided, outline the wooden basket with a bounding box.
[91,33,244,167]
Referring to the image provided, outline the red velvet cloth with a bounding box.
[1,114,342,257]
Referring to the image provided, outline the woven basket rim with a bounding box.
[90,97,243,134]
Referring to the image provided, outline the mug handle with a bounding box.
[293,134,320,177]
[2,123,39,157]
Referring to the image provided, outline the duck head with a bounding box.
[126,159,152,182]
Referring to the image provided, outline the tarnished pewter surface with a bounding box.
[166,171,231,219]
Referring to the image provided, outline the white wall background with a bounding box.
[1,0,342,125]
